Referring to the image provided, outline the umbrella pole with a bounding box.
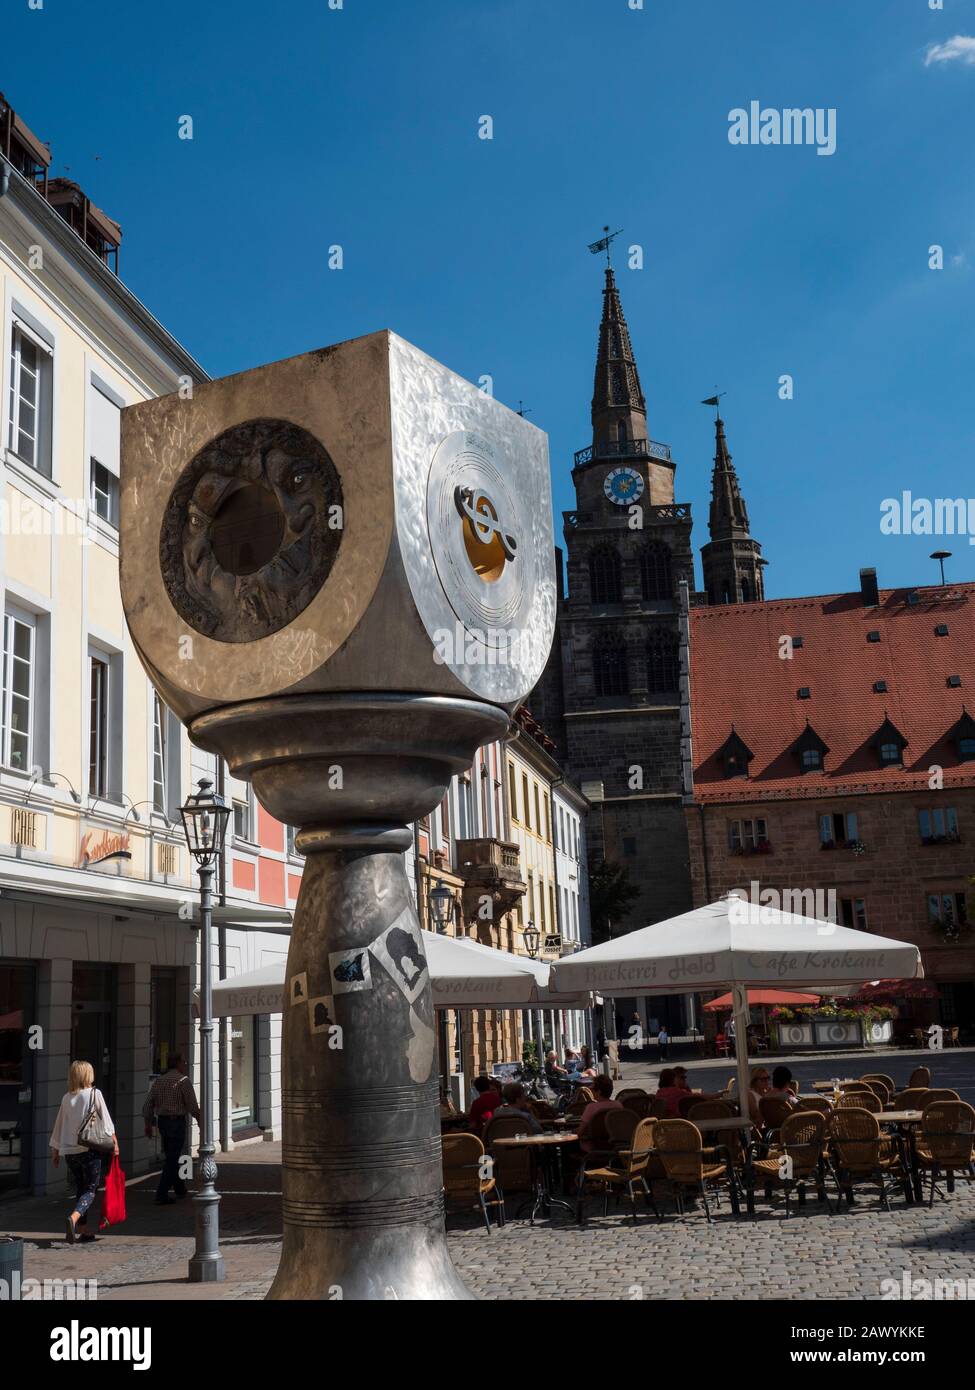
[733,984,751,1123]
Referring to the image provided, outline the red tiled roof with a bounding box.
[689,583,975,804]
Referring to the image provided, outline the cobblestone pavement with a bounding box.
[4,1140,974,1301]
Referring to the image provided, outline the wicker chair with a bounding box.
[677,1093,703,1119]
[605,1106,639,1148]
[835,1090,881,1113]
[565,1088,595,1118]
[861,1073,895,1095]
[484,1115,536,1202]
[442,1132,505,1231]
[862,1080,891,1105]
[759,1095,794,1141]
[621,1093,650,1119]
[649,1096,672,1120]
[914,1101,975,1206]
[909,1066,931,1088]
[839,1082,874,1095]
[752,1111,830,1215]
[921,1089,960,1106]
[616,1088,647,1103]
[829,1107,908,1209]
[891,1087,931,1111]
[575,1117,660,1224]
[528,1098,559,1122]
[796,1096,833,1117]
[655,1118,739,1222]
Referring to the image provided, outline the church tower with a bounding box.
[700,413,766,604]
[534,265,696,954]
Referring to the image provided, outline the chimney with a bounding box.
[859,567,879,607]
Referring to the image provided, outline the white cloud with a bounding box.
[925,35,975,67]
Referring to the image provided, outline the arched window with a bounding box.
[593,633,628,698]
[640,541,672,601]
[617,419,628,446]
[740,576,751,603]
[589,547,622,604]
[646,629,679,693]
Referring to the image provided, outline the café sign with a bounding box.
[78,827,132,870]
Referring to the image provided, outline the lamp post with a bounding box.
[428,878,455,1096]
[179,776,231,1283]
[521,920,546,1068]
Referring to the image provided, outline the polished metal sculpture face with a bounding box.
[120,330,555,1300]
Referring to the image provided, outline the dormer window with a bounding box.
[791,721,829,774]
[947,708,975,762]
[715,727,754,780]
[870,715,908,768]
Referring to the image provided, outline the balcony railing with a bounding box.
[574,438,673,467]
[564,502,691,528]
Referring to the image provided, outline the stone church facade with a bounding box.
[529,265,765,1025]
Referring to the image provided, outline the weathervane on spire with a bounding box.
[701,390,726,420]
[588,225,623,267]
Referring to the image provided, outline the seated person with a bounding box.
[577,1045,599,1080]
[747,1067,772,1127]
[544,1050,568,1083]
[670,1065,726,1109]
[564,1047,582,1073]
[653,1068,687,1117]
[490,1083,542,1134]
[765,1065,798,1107]
[576,1075,623,1153]
[468,1075,502,1135]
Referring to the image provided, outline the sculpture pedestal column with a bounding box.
[267,835,472,1300]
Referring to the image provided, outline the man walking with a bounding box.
[142,1054,201,1206]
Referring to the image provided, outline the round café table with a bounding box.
[491,1132,579,1224]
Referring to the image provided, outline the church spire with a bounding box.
[700,413,767,605]
[590,267,648,457]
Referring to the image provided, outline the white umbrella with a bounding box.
[206,931,563,1017]
[550,897,923,1118]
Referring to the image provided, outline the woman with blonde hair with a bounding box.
[50,1060,118,1243]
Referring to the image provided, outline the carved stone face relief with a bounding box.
[159,418,342,642]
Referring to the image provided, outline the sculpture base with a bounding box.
[190,694,508,1301]
[265,841,475,1301]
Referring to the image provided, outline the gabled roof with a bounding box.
[869,715,908,750]
[689,582,975,803]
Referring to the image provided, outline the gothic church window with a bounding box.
[640,541,672,601]
[593,633,628,698]
[589,547,622,604]
[646,629,679,692]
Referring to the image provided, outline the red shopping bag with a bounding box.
[100,1154,127,1228]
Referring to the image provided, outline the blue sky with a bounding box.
[7,0,975,598]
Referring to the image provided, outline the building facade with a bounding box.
[0,94,290,1194]
[684,571,975,1029]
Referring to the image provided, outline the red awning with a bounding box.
[703,989,820,1012]
[853,979,939,1001]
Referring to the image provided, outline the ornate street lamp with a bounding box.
[179,777,231,1282]
[522,918,540,959]
[520,919,544,1065]
[428,878,453,932]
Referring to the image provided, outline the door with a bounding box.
[0,961,35,1191]
[71,964,117,1115]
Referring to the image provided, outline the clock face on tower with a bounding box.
[603,466,644,506]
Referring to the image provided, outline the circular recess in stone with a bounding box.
[160,418,343,643]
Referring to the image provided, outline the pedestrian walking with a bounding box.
[142,1053,201,1205]
[50,1060,118,1244]
[657,1025,669,1060]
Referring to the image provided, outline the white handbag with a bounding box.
[78,1089,115,1155]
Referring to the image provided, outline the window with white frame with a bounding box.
[728,817,769,852]
[88,655,109,797]
[233,795,253,842]
[88,379,121,526]
[8,320,53,476]
[1,611,35,771]
[151,693,181,819]
[819,810,859,846]
[918,807,959,844]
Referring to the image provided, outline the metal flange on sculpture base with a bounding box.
[191,691,508,1300]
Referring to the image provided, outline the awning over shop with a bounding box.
[0,857,292,931]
